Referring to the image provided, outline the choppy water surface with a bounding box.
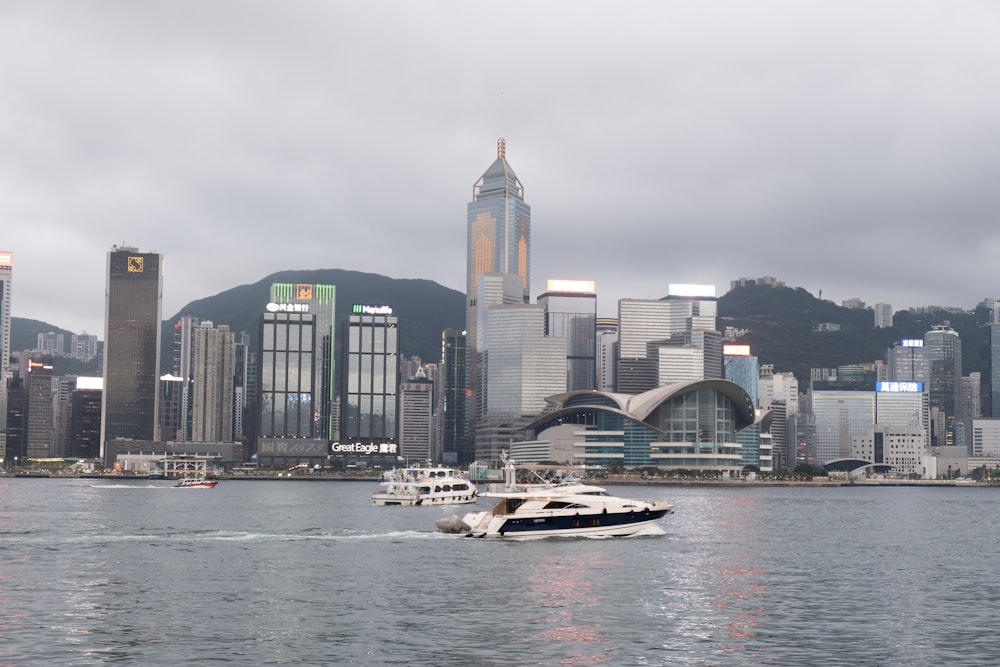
[1,479,998,665]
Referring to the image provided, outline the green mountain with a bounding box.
[159,268,466,370]
[719,284,991,383]
[6,318,101,376]
[9,317,75,354]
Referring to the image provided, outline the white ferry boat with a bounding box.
[435,455,671,538]
[372,466,478,506]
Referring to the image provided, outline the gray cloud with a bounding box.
[3,1,1000,335]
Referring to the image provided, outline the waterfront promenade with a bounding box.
[2,470,990,486]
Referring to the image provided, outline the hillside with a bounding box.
[719,284,991,383]
[6,318,101,376]
[159,268,466,370]
[9,317,76,354]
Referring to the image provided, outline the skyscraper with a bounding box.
[0,250,11,457]
[810,382,875,462]
[269,283,337,439]
[466,137,530,452]
[25,358,54,458]
[616,286,719,393]
[4,374,25,461]
[233,331,253,445]
[101,246,162,463]
[258,310,316,440]
[925,325,961,446]
[339,304,399,460]
[440,328,470,464]
[724,345,759,407]
[171,314,199,441]
[475,303,566,460]
[537,280,597,392]
[887,339,930,384]
[988,305,1000,417]
[596,318,618,393]
[725,345,762,468]
[69,379,102,459]
[398,368,434,462]
[474,273,527,429]
[158,374,185,442]
[956,372,981,453]
[191,321,235,442]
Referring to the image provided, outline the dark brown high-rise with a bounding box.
[100,246,162,463]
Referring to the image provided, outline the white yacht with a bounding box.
[372,466,478,506]
[435,456,672,538]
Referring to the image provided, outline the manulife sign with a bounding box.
[352,304,393,315]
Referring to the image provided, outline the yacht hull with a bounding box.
[439,503,672,538]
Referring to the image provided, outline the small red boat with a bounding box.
[175,477,218,489]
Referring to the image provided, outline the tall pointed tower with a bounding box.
[465,137,531,456]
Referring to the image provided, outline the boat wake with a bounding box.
[162,529,453,543]
[87,483,171,489]
[6,528,451,548]
[626,523,667,537]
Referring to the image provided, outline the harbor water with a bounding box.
[1,478,998,666]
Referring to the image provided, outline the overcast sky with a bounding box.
[3,1,1000,336]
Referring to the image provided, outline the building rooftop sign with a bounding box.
[876,381,923,393]
[266,302,310,313]
[352,304,393,316]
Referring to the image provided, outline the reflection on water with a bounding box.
[0,554,30,667]
[523,552,616,666]
[652,493,773,663]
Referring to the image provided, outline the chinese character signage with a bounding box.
[266,302,310,313]
[876,381,923,393]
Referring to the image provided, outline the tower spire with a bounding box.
[498,91,506,158]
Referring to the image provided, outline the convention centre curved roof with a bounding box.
[534,379,757,433]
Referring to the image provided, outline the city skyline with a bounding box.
[5,3,1000,335]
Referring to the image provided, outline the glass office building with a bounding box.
[475,304,566,460]
[340,306,399,457]
[925,325,961,445]
[269,283,336,438]
[724,345,761,467]
[810,383,877,462]
[101,247,162,463]
[538,280,597,392]
[441,328,470,464]
[259,311,315,439]
[466,138,531,454]
[0,251,11,454]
